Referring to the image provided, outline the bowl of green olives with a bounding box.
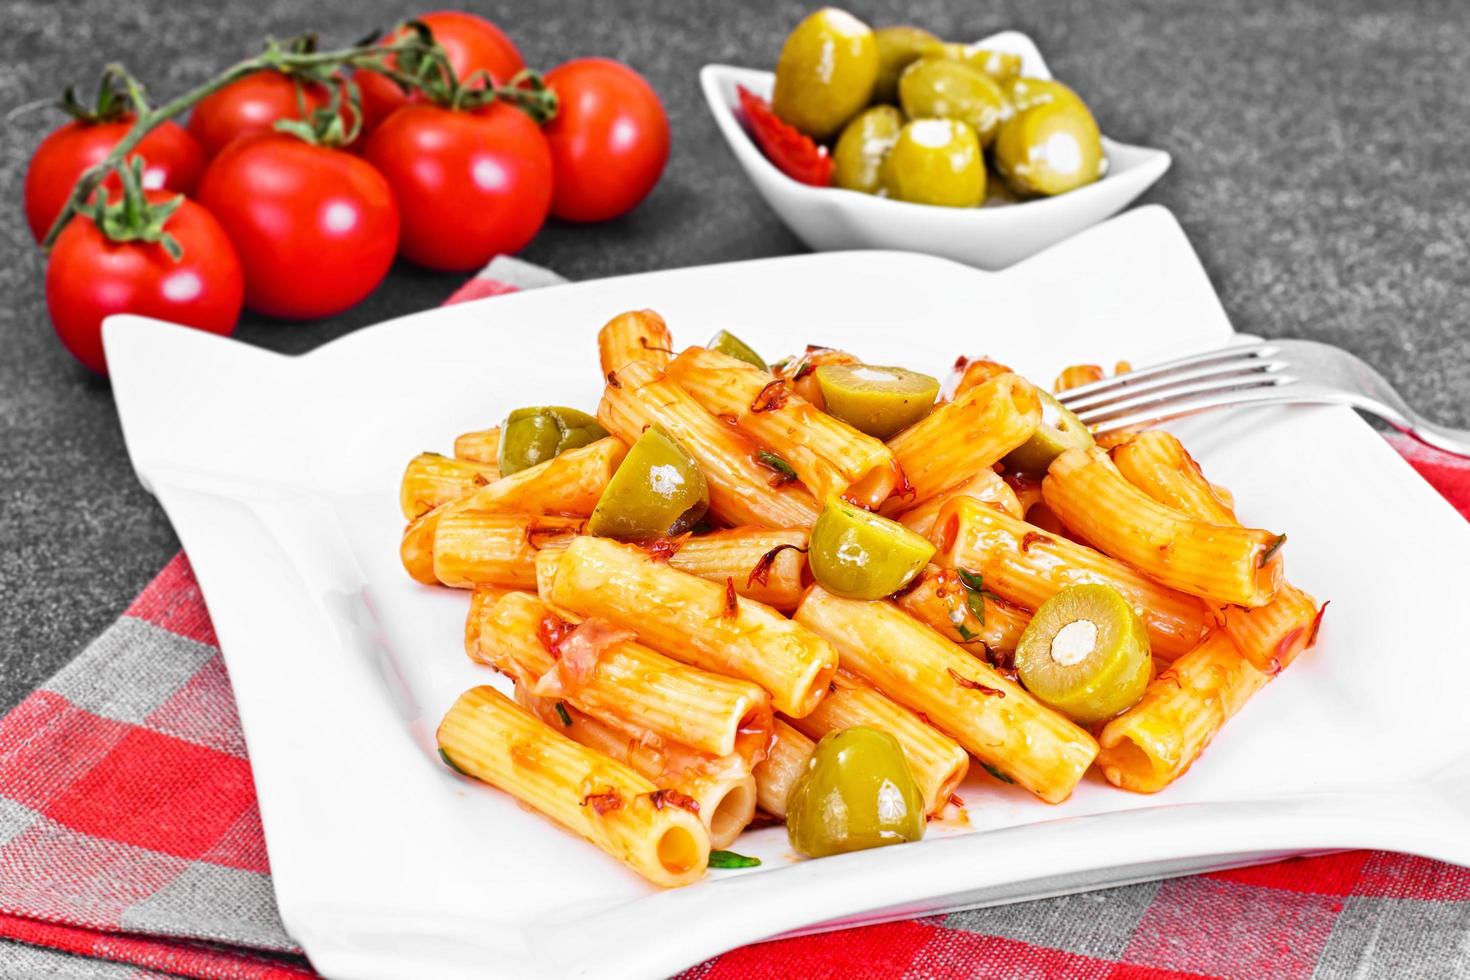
[700,12,1171,269]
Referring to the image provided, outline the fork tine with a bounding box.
[1056,341,1280,407]
[1063,356,1289,414]
[1074,372,1297,427]
[1087,385,1314,437]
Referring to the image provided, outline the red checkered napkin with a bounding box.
[4,262,1470,979]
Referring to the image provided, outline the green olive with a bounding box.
[1003,388,1095,474]
[993,98,1105,198]
[937,43,1023,83]
[809,496,934,599]
[787,726,926,858]
[586,426,709,540]
[1002,76,1089,115]
[872,25,941,103]
[498,407,607,476]
[833,105,904,194]
[879,118,986,207]
[1015,584,1152,725]
[898,57,1006,147]
[708,330,767,370]
[772,8,880,141]
[814,363,939,439]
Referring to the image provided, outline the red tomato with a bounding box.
[45,192,242,375]
[187,70,330,158]
[542,59,670,222]
[737,86,832,187]
[364,101,551,272]
[356,11,524,136]
[24,117,203,242]
[196,134,399,320]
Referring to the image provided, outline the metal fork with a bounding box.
[1057,338,1470,458]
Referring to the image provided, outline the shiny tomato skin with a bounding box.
[356,11,524,136]
[45,192,242,375]
[24,117,204,242]
[364,101,552,272]
[196,134,400,320]
[543,58,670,222]
[187,70,330,158]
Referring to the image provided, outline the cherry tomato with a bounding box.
[364,101,551,272]
[542,59,670,223]
[737,86,833,187]
[196,133,399,320]
[24,117,203,242]
[356,11,524,136]
[45,191,242,375]
[187,70,330,158]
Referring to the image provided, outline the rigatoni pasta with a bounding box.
[794,585,1098,804]
[542,536,838,717]
[665,347,897,506]
[408,306,1321,884]
[437,686,709,887]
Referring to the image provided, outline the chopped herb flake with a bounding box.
[981,762,1015,784]
[709,850,762,869]
[756,451,797,480]
[1259,534,1287,567]
[554,702,572,727]
[438,747,472,777]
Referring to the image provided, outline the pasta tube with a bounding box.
[598,359,820,528]
[598,309,674,376]
[1111,431,1322,673]
[542,536,838,717]
[794,586,1098,804]
[1096,633,1269,793]
[890,468,1024,534]
[665,347,897,507]
[887,373,1041,506]
[895,565,1030,653]
[475,590,773,761]
[453,426,501,464]
[930,497,1212,660]
[1054,364,1104,392]
[400,452,500,520]
[400,438,625,585]
[517,689,756,850]
[949,357,1014,399]
[537,527,810,610]
[1044,447,1284,608]
[786,671,969,815]
[433,513,585,590]
[753,720,814,817]
[437,686,709,887]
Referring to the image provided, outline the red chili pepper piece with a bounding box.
[737,86,833,187]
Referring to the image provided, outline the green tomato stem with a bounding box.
[38,33,435,251]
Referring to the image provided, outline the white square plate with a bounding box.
[105,206,1470,980]
[701,31,1172,270]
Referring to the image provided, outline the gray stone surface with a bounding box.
[1,0,1467,714]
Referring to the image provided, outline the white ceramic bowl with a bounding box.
[701,30,1172,270]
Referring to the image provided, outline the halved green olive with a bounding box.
[772,7,880,140]
[498,407,607,476]
[873,25,941,103]
[787,726,925,858]
[586,426,709,540]
[879,118,986,208]
[1003,388,1095,474]
[814,363,939,439]
[1015,584,1152,725]
[898,57,1007,146]
[708,330,768,370]
[809,496,934,599]
[833,105,904,194]
[937,43,1023,84]
[993,98,1105,198]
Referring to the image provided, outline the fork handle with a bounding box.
[1389,414,1470,459]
